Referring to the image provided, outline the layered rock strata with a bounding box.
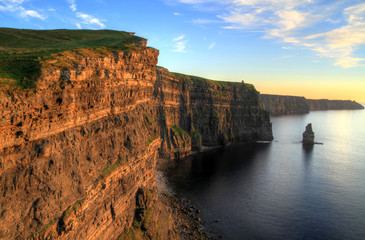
[260,94,309,115]
[156,67,273,150]
[0,48,161,239]
[261,94,363,115]
[307,99,364,111]
[0,47,272,239]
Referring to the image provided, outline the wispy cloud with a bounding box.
[67,0,77,12]
[191,18,221,24]
[173,12,181,16]
[0,0,45,20]
[174,35,185,41]
[173,35,187,53]
[76,12,105,28]
[303,3,365,68]
[62,0,105,29]
[171,0,365,68]
[208,42,216,49]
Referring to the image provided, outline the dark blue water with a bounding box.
[167,107,365,240]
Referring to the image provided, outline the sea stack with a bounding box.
[302,123,315,144]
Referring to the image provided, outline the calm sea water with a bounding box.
[167,106,365,240]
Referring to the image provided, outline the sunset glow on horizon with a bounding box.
[1,0,364,101]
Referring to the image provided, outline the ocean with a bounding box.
[166,106,365,240]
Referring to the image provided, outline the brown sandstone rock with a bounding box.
[0,45,272,239]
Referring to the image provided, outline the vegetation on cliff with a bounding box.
[0,28,146,88]
[0,29,272,239]
[168,71,256,92]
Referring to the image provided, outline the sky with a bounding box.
[1,0,364,101]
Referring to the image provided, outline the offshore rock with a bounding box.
[302,123,315,144]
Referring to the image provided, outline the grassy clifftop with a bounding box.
[0,28,146,88]
[168,71,256,92]
[0,28,144,52]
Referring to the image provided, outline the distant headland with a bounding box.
[260,94,364,115]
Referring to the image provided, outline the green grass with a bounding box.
[0,58,41,88]
[94,156,127,185]
[0,28,144,52]
[100,156,126,179]
[168,70,256,92]
[30,219,56,238]
[171,125,189,138]
[191,130,201,138]
[146,135,157,147]
[0,28,146,88]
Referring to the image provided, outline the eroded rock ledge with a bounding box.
[0,47,272,239]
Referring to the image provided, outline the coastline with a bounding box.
[156,157,222,240]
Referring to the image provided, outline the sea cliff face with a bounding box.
[0,48,162,239]
[260,94,309,115]
[261,94,363,115]
[0,48,272,239]
[156,68,273,158]
[307,99,364,111]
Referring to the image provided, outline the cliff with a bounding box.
[0,30,272,239]
[260,94,309,115]
[261,94,363,115]
[155,68,273,158]
[307,99,364,111]
[1,47,163,239]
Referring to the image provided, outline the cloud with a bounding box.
[174,35,185,41]
[63,0,106,29]
[67,0,77,12]
[173,12,181,16]
[173,35,187,53]
[303,3,365,68]
[0,0,45,20]
[20,8,45,19]
[170,0,365,68]
[208,42,216,49]
[76,12,105,28]
[191,18,221,25]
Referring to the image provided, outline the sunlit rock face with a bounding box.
[0,48,161,239]
[0,48,272,239]
[156,67,273,151]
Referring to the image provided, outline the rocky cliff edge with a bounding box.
[0,44,272,239]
